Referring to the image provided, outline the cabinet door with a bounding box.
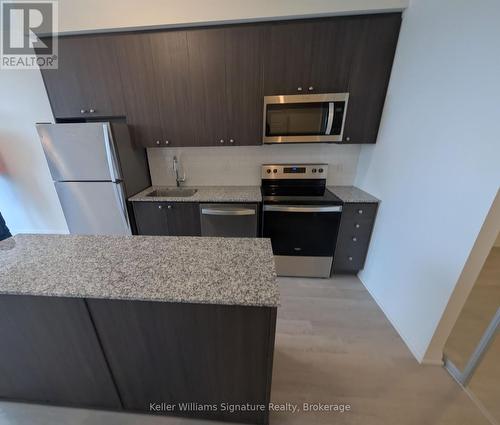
[224,25,264,146]
[342,13,401,143]
[166,202,201,236]
[309,17,363,94]
[87,299,275,424]
[186,28,228,146]
[0,295,121,409]
[333,203,378,273]
[113,33,164,147]
[40,35,125,119]
[150,31,195,147]
[263,21,314,95]
[132,202,169,235]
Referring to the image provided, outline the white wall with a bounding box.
[425,190,499,363]
[0,0,406,235]
[0,70,68,234]
[148,145,361,187]
[354,0,500,363]
[57,0,407,33]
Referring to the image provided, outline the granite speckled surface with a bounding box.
[129,186,262,203]
[0,234,278,307]
[328,186,379,203]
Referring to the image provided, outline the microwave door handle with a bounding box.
[325,102,334,135]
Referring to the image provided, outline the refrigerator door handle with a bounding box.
[112,184,131,234]
[102,123,121,182]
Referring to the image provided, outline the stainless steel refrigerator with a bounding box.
[37,122,150,235]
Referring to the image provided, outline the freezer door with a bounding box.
[37,122,121,182]
[55,181,131,235]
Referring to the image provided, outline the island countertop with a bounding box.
[0,234,278,307]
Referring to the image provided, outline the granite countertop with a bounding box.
[0,234,278,307]
[328,186,380,203]
[129,186,262,203]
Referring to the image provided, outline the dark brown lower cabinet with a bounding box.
[0,295,121,409]
[166,202,202,236]
[332,203,379,273]
[132,201,201,236]
[87,299,277,424]
[0,294,277,424]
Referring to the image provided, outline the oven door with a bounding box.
[263,93,348,144]
[263,204,342,277]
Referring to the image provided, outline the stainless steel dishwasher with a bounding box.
[200,203,258,237]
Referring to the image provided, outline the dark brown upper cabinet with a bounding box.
[224,25,265,146]
[39,35,125,119]
[262,15,400,143]
[263,21,314,95]
[112,33,164,147]
[149,31,195,147]
[308,17,363,94]
[263,18,365,95]
[38,14,401,147]
[185,25,264,147]
[186,28,228,146]
[342,13,401,143]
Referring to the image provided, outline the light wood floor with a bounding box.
[0,275,489,425]
[445,248,500,370]
[444,247,500,423]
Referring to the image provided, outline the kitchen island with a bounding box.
[0,234,278,424]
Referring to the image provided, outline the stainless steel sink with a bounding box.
[147,188,198,198]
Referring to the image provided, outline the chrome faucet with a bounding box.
[173,156,186,187]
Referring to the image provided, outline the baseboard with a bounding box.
[358,276,427,364]
[421,357,444,366]
[444,362,498,425]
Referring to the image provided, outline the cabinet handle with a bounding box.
[352,237,357,242]
[219,139,225,144]
[165,140,170,145]
[80,109,87,114]
[358,209,363,215]
[308,86,314,91]
[156,140,160,145]
[229,139,235,144]
[355,223,360,228]
[297,87,303,92]
[346,136,351,142]
[348,256,353,261]
[89,108,95,113]
[167,205,172,209]
[158,205,162,209]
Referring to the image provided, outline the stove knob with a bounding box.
[312,168,317,173]
[266,169,271,174]
[273,169,278,173]
[318,168,324,173]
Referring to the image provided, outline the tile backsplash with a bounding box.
[147,144,361,186]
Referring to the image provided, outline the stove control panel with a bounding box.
[261,164,328,180]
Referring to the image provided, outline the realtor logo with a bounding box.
[1,0,58,69]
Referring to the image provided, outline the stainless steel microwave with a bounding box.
[263,93,349,144]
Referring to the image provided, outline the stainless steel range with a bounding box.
[261,164,343,278]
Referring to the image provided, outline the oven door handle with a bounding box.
[264,205,342,213]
